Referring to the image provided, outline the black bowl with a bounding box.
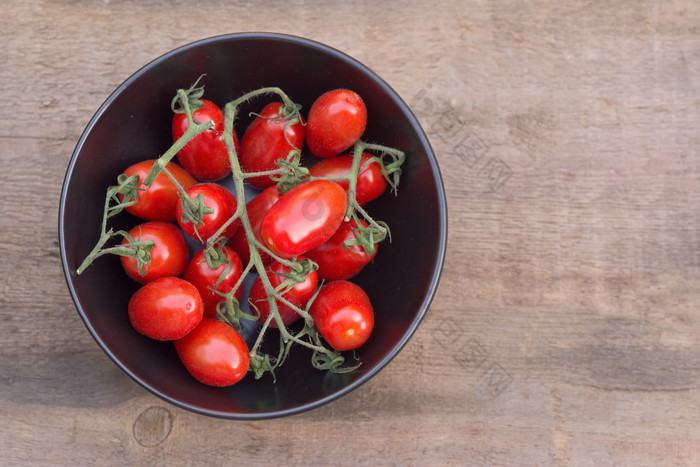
[59,32,447,419]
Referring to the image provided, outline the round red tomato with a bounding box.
[172,99,238,182]
[228,185,283,266]
[174,317,250,387]
[259,180,347,259]
[121,221,189,284]
[306,89,367,158]
[308,153,387,206]
[238,102,306,189]
[183,246,243,318]
[309,281,374,351]
[176,183,240,243]
[119,159,197,222]
[248,257,318,328]
[304,219,377,281]
[128,277,203,341]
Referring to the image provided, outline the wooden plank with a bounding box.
[2,0,700,465]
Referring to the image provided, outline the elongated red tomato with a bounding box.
[120,160,197,222]
[304,219,377,281]
[174,317,250,387]
[238,102,306,189]
[259,180,347,258]
[128,277,203,341]
[172,99,238,182]
[120,221,189,284]
[310,281,374,351]
[306,89,367,158]
[176,183,240,243]
[183,246,243,318]
[308,153,387,206]
[248,257,318,328]
[228,185,283,266]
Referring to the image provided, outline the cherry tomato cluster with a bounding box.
[78,82,404,387]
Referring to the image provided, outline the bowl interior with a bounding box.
[60,33,446,419]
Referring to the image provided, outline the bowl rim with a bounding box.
[58,31,448,420]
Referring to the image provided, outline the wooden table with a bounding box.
[3,1,700,464]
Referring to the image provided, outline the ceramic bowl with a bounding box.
[59,32,447,419]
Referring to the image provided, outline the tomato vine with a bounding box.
[77,78,406,380]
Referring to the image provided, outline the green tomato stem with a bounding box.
[80,79,406,379]
[220,87,339,365]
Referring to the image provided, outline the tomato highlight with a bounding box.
[120,221,189,284]
[249,257,318,328]
[308,153,387,206]
[183,246,243,318]
[128,277,203,341]
[310,281,374,351]
[174,317,250,387]
[172,99,238,181]
[238,102,306,189]
[120,160,197,222]
[176,183,240,243]
[305,219,378,281]
[306,89,367,158]
[259,180,347,259]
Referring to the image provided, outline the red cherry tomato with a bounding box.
[304,219,377,281]
[174,317,250,387]
[228,185,283,267]
[175,183,240,243]
[248,257,318,328]
[259,180,347,259]
[308,153,387,206]
[128,277,203,340]
[119,160,197,222]
[306,89,367,158]
[238,102,306,189]
[172,99,238,182]
[309,281,374,351]
[183,246,243,318]
[120,221,189,284]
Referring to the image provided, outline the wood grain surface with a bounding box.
[3,0,700,465]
